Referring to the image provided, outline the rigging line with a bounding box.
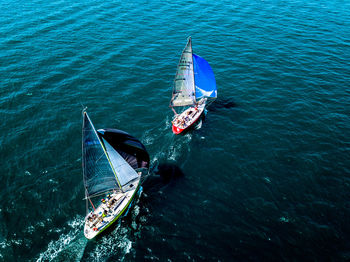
[81,104,87,112]
[85,188,89,214]
[88,197,96,211]
[85,187,96,212]
[95,153,104,164]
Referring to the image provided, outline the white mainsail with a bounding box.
[82,112,120,198]
[170,37,196,107]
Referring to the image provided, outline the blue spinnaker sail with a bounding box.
[193,54,217,100]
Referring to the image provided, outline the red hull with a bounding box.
[171,109,203,135]
[172,124,185,135]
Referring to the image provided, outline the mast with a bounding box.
[82,111,89,213]
[189,37,196,104]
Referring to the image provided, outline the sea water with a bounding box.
[0,0,349,261]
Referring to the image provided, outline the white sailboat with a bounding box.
[82,111,149,239]
[170,37,217,134]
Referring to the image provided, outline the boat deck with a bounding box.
[172,102,205,134]
[84,179,140,239]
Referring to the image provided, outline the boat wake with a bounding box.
[82,200,145,262]
[138,116,188,193]
[83,226,133,262]
[36,204,146,262]
[194,119,202,130]
[143,115,193,163]
[36,216,87,262]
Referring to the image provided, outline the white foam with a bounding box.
[139,216,147,223]
[25,225,35,234]
[36,215,86,262]
[279,216,290,223]
[142,130,155,146]
[194,119,202,130]
[132,205,140,218]
[86,226,133,262]
[131,221,138,230]
[0,241,8,249]
[263,177,271,183]
[164,115,172,129]
[167,145,178,161]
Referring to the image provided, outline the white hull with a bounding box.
[84,178,140,239]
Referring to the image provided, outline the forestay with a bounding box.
[82,112,119,197]
[101,137,139,188]
[193,53,217,100]
[170,37,196,107]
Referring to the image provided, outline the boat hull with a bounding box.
[84,180,140,239]
[172,105,205,135]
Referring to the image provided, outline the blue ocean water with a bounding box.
[0,0,350,261]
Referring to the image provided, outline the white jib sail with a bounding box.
[102,137,139,188]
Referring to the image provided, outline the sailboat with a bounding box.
[170,37,217,135]
[82,111,149,239]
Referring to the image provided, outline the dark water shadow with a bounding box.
[207,97,238,112]
[142,161,185,192]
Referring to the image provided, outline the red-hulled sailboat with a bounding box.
[170,37,217,135]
